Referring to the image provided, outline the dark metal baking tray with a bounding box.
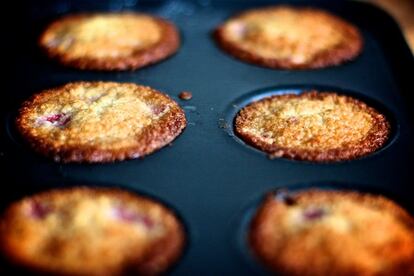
[1,0,413,275]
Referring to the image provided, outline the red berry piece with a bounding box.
[151,105,167,116]
[303,206,326,221]
[28,201,52,219]
[40,113,71,127]
[112,206,155,229]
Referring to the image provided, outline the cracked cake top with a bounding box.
[214,6,363,69]
[16,82,186,163]
[235,91,390,162]
[0,187,186,275]
[40,13,180,70]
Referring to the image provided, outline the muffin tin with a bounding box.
[1,0,413,275]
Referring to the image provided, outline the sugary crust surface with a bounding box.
[234,91,390,162]
[39,13,180,71]
[0,187,186,276]
[16,82,186,163]
[214,6,363,69]
[249,189,414,276]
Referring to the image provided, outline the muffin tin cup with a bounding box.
[224,84,400,163]
[0,180,191,275]
[1,0,413,274]
[234,183,414,275]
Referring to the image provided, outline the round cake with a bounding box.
[249,189,414,275]
[214,6,363,69]
[16,82,186,163]
[0,187,186,275]
[39,13,180,70]
[234,91,390,162]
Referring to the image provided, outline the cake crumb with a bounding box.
[179,91,192,100]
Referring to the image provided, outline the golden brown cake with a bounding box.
[214,6,363,69]
[16,82,186,163]
[39,13,180,70]
[249,189,414,275]
[234,91,390,162]
[0,187,186,275]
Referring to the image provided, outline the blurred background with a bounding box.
[363,0,414,52]
[13,0,414,53]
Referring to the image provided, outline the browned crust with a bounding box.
[16,82,187,163]
[249,189,414,276]
[39,13,180,71]
[234,91,390,162]
[0,186,186,276]
[214,6,363,69]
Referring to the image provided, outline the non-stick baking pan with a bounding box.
[1,0,413,275]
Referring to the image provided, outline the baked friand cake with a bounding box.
[16,82,186,163]
[39,13,180,70]
[214,6,363,69]
[234,91,390,162]
[0,187,186,275]
[249,189,414,275]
